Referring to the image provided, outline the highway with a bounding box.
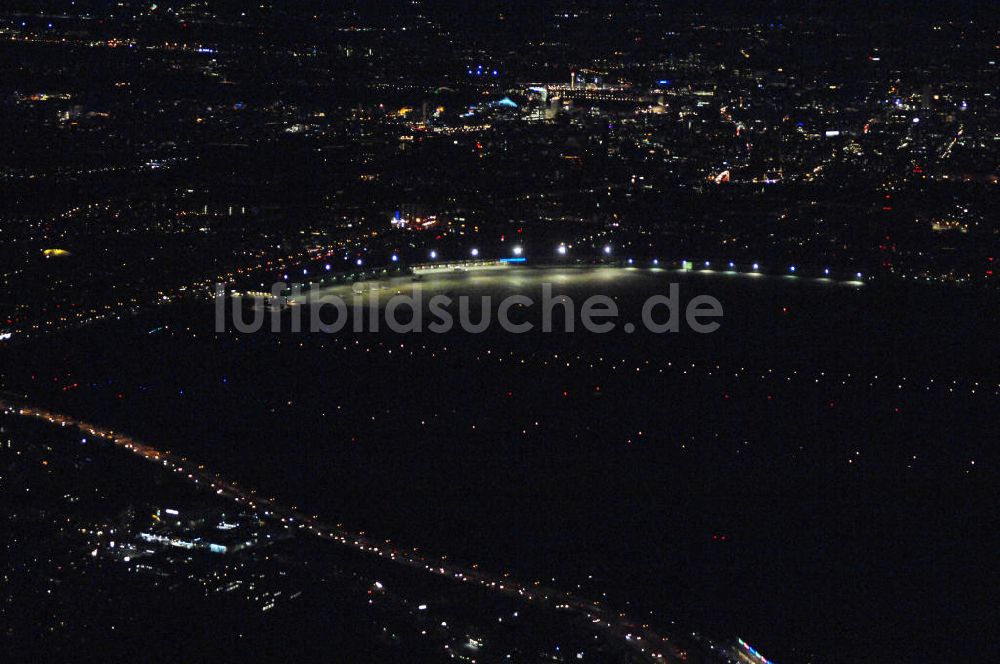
[1,398,691,662]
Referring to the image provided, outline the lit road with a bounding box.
[2,398,691,662]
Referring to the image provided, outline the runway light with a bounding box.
[512,245,523,256]
[470,248,479,257]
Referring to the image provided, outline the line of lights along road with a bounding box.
[299,242,866,286]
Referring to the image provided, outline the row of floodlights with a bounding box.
[290,246,863,281]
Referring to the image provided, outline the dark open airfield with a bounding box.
[7,266,997,662]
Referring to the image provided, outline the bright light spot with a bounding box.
[356,258,363,266]
[471,248,479,257]
[512,245,523,256]
[430,250,438,259]
[391,254,399,262]
[752,263,760,271]
[557,244,568,255]
[603,245,612,255]
[790,265,796,272]
[325,264,331,271]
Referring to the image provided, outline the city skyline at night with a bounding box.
[1,2,997,663]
